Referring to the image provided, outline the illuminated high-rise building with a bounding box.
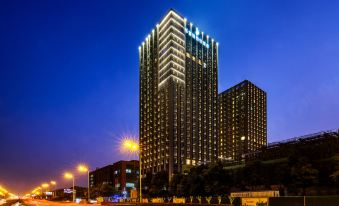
[218,80,267,162]
[139,9,218,180]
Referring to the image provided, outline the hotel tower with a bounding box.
[139,9,218,180]
[218,80,267,162]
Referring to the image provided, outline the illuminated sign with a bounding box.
[126,183,135,188]
[184,28,210,49]
[242,198,268,206]
[231,190,280,197]
[45,192,53,196]
[64,189,73,194]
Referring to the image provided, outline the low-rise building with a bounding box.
[244,129,339,162]
[90,160,139,196]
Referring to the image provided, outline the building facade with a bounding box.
[218,80,267,162]
[89,160,139,195]
[139,9,218,180]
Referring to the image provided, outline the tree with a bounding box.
[187,164,208,196]
[169,173,184,196]
[291,162,319,195]
[330,154,339,181]
[90,184,115,198]
[141,172,153,197]
[99,184,115,197]
[149,171,169,197]
[203,161,231,195]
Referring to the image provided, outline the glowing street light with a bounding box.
[50,181,56,197]
[41,183,49,199]
[64,172,73,179]
[41,183,49,188]
[31,186,42,197]
[0,186,8,194]
[121,139,139,153]
[120,137,142,202]
[77,164,90,202]
[64,172,75,202]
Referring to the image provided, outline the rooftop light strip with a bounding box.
[159,60,185,74]
[159,25,184,42]
[170,68,185,76]
[160,58,185,71]
[159,72,185,84]
[159,46,184,59]
[171,74,185,83]
[159,18,184,34]
[159,11,184,27]
[158,53,185,67]
[159,38,185,52]
[158,33,184,48]
[159,67,185,80]
[159,58,185,72]
[159,39,185,54]
[158,74,185,87]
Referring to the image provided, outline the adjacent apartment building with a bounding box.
[139,9,219,180]
[218,80,267,162]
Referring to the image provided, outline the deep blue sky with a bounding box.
[1,0,339,194]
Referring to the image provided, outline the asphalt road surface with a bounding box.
[0,199,31,206]
[22,199,99,206]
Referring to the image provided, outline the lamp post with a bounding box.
[64,172,75,202]
[77,164,90,202]
[41,183,49,199]
[121,138,141,203]
[50,181,56,197]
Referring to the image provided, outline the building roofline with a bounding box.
[140,9,217,47]
[219,79,266,95]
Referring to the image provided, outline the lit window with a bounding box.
[126,183,135,188]
[126,169,132,173]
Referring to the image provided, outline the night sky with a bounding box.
[1,0,339,195]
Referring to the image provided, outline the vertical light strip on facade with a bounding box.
[158,11,185,88]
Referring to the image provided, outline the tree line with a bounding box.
[141,142,339,197]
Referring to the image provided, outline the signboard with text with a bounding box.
[231,190,279,197]
[242,198,268,206]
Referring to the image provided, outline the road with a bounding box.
[0,199,101,206]
[0,199,22,206]
[21,199,100,206]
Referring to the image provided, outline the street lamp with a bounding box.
[41,183,49,189]
[77,164,90,202]
[120,138,142,203]
[31,187,42,198]
[50,181,56,197]
[64,172,75,202]
[41,183,49,199]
